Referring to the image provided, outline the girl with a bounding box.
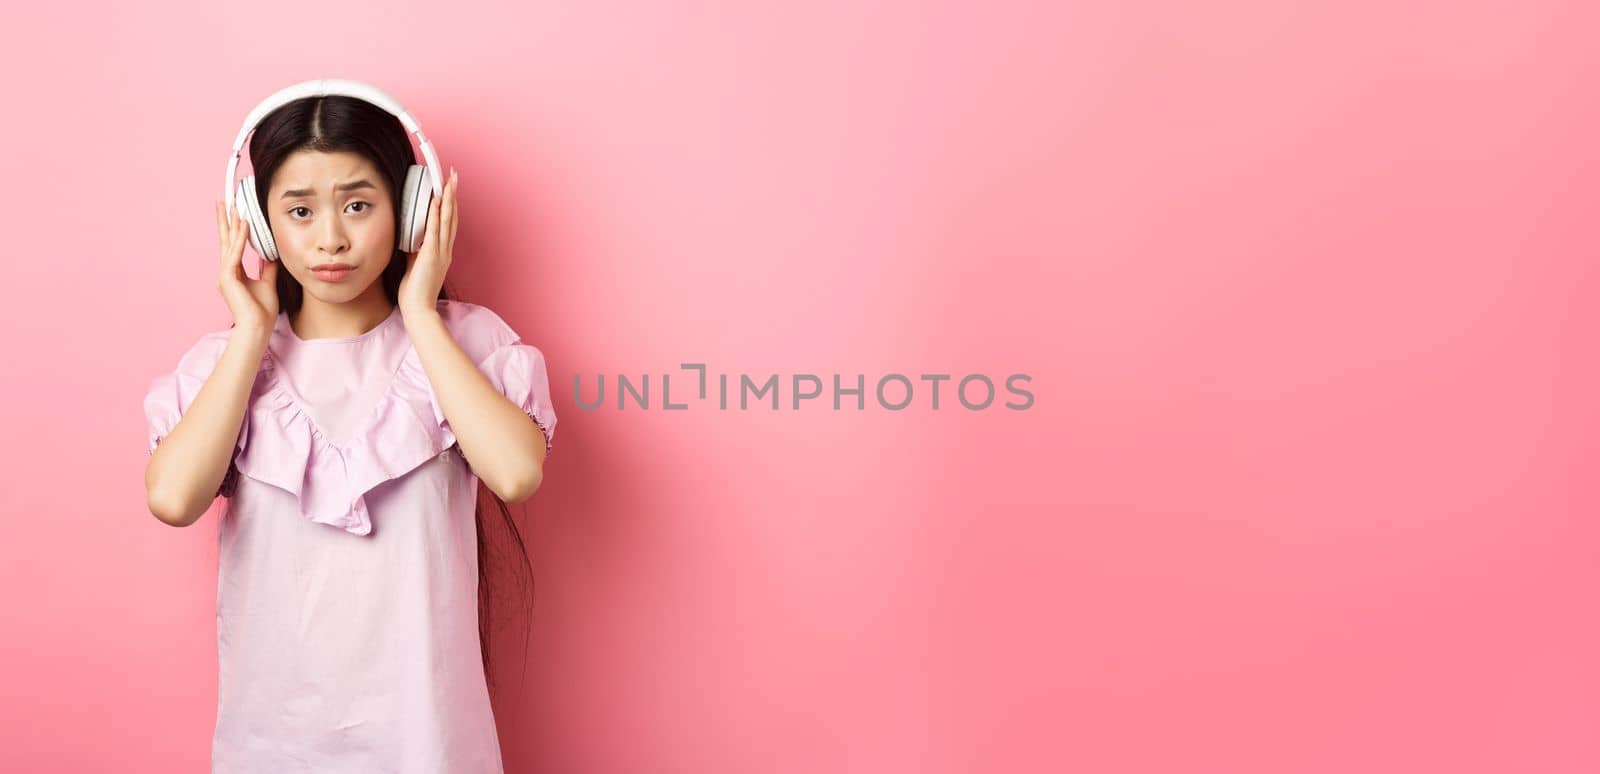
[142,90,555,773]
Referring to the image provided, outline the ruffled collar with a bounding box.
[232,303,458,536]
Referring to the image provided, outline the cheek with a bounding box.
[267,215,312,249]
[359,211,397,245]
[365,213,395,236]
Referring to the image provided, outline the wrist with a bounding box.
[400,304,443,331]
[229,322,273,350]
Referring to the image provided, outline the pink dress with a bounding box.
[142,299,557,774]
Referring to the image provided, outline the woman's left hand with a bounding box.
[398,167,459,319]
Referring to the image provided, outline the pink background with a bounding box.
[1,1,1595,772]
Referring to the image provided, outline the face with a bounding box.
[266,150,395,304]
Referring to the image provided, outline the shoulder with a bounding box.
[434,299,524,362]
[168,326,242,376]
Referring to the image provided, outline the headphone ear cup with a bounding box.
[398,165,431,253]
[237,176,278,262]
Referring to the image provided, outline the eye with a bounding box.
[286,202,369,219]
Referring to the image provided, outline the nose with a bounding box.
[317,216,349,256]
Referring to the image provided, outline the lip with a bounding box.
[311,263,355,282]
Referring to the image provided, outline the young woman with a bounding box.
[142,88,555,773]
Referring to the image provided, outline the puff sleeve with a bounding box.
[143,329,246,498]
[431,302,557,460]
[478,343,557,459]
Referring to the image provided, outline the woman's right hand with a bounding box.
[216,200,279,335]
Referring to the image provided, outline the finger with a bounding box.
[441,172,453,228]
[216,201,226,245]
[221,244,244,286]
[233,216,249,268]
[220,206,242,277]
[439,173,454,252]
[446,170,459,249]
[440,180,455,252]
[422,189,442,255]
[239,212,252,256]
[223,249,244,285]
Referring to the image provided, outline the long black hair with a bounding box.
[242,94,533,702]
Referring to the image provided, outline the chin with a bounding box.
[302,288,361,305]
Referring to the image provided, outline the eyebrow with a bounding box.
[280,179,379,199]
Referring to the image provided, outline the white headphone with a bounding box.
[224,79,444,262]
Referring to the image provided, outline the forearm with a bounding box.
[404,309,546,502]
[144,327,269,526]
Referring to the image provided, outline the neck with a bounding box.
[291,287,394,340]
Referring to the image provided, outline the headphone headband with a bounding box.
[223,78,443,214]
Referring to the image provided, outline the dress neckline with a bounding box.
[278,304,401,345]
[264,302,416,450]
